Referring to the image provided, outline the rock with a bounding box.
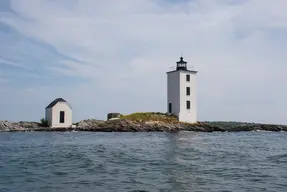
[1,119,287,132]
[0,121,26,131]
[0,120,46,132]
[77,119,105,129]
[18,121,41,128]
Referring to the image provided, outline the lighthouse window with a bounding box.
[186,74,190,82]
[186,87,190,96]
[186,101,190,109]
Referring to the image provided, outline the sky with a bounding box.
[1,0,287,124]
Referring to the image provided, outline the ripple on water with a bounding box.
[0,132,287,192]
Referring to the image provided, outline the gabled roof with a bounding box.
[45,98,71,109]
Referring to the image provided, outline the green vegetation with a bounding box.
[116,113,262,127]
[40,118,49,127]
[120,112,179,123]
[73,122,79,126]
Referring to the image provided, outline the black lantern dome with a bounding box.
[176,57,187,70]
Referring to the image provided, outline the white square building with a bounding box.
[45,98,72,128]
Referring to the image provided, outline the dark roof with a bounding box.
[166,69,198,74]
[176,57,187,64]
[45,98,69,109]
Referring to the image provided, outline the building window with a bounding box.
[186,87,190,96]
[168,103,172,113]
[60,111,65,123]
[186,74,190,82]
[186,101,190,110]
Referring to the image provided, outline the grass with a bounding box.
[119,112,179,123]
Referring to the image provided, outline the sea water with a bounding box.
[0,132,287,192]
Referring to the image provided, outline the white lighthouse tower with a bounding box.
[166,56,198,123]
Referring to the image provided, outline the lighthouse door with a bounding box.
[168,103,172,113]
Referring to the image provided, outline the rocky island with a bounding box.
[1,112,287,132]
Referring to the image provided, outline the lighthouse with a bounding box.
[166,56,198,123]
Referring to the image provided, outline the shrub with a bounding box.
[40,118,49,127]
[120,112,178,123]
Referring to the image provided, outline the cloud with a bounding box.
[1,0,287,124]
[0,57,32,70]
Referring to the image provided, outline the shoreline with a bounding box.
[1,119,287,132]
